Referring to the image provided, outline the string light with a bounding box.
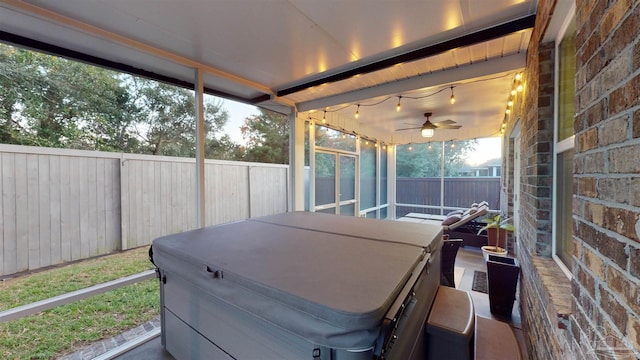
[511,89,517,96]
[305,113,390,149]
[507,100,514,107]
[322,111,326,123]
[450,142,456,148]
[505,108,511,115]
[514,72,524,93]
[408,145,413,151]
[314,74,513,122]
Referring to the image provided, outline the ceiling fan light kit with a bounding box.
[421,128,435,138]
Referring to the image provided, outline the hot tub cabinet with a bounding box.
[151,212,442,360]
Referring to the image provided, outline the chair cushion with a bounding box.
[446,210,464,217]
[442,214,462,226]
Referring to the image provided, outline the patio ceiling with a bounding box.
[0,0,537,143]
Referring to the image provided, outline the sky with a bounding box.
[465,137,502,166]
[220,99,260,145]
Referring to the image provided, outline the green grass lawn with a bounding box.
[0,247,160,360]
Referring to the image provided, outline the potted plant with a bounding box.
[477,213,520,317]
[477,214,515,261]
[486,254,520,317]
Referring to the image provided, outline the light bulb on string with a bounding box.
[449,86,455,105]
[396,96,402,112]
[516,84,523,92]
[515,73,522,81]
[511,89,517,96]
[507,100,514,107]
[322,111,326,123]
[355,104,360,119]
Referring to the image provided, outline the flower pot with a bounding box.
[486,254,520,318]
[481,245,507,261]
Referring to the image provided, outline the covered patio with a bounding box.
[1,0,639,359]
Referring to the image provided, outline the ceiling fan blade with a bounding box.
[433,119,457,125]
[395,126,422,131]
[435,125,462,129]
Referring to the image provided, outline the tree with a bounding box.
[240,109,289,164]
[0,44,137,150]
[205,135,244,160]
[396,140,477,177]
[0,43,240,158]
[129,79,227,157]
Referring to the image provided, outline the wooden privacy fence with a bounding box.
[396,177,500,217]
[0,144,288,277]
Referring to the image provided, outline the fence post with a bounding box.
[247,165,252,219]
[119,153,127,251]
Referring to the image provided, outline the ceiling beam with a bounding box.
[296,52,526,112]
[277,14,535,97]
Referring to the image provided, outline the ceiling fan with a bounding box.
[395,112,462,138]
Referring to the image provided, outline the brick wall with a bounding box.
[572,0,640,357]
[500,136,516,253]
[504,0,571,354]
[503,0,640,358]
